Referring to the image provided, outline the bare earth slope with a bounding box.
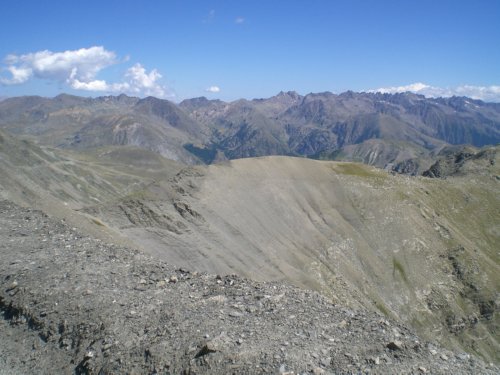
[1,130,499,364]
[1,200,497,374]
[191,156,500,361]
[80,153,500,363]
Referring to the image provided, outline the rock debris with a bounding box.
[0,200,497,374]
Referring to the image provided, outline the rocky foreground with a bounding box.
[0,200,497,374]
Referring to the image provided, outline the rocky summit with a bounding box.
[1,200,497,375]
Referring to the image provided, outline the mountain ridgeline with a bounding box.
[0,91,499,173]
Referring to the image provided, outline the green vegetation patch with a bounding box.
[392,257,409,284]
[375,300,391,317]
[333,162,384,179]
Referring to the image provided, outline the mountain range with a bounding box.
[1,91,499,174]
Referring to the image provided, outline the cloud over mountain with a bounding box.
[125,63,165,97]
[0,46,168,98]
[371,82,500,102]
[205,85,220,93]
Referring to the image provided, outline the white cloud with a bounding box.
[373,82,430,94]
[70,78,109,91]
[1,46,170,98]
[235,17,245,24]
[1,65,32,84]
[370,82,500,102]
[125,63,165,97]
[452,85,500,102]
[2,46,117,84]
[205,85,220,93]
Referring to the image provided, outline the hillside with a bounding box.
[89,154,500,362]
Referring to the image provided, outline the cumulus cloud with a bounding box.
[69,77,110,91]
[235,17,245,24]
[125,63,165,97]
[370,82,500,102]
[205,85,220,93]
[1,46,117,85]
[2,65,32,84]
[1,46,169,98]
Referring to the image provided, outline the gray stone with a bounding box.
[387,340,403,351]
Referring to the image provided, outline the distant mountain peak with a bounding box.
[276,90,301,99]
[179,96,221,106]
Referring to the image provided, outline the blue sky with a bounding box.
[1,0,499,101]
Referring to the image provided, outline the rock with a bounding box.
[312,367,325,375]
[228,310,244,318]
[320,357,331,367]
[368,356,380,365]
[279,364,294,374]
[6,281,18,291]
[169,275,178,283]
[440,354,448,361]
[195,341,218,358]
[387,340,403,351]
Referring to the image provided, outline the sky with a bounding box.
[1,0,499,102]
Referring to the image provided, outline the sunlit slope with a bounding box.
[186,156,499,361]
